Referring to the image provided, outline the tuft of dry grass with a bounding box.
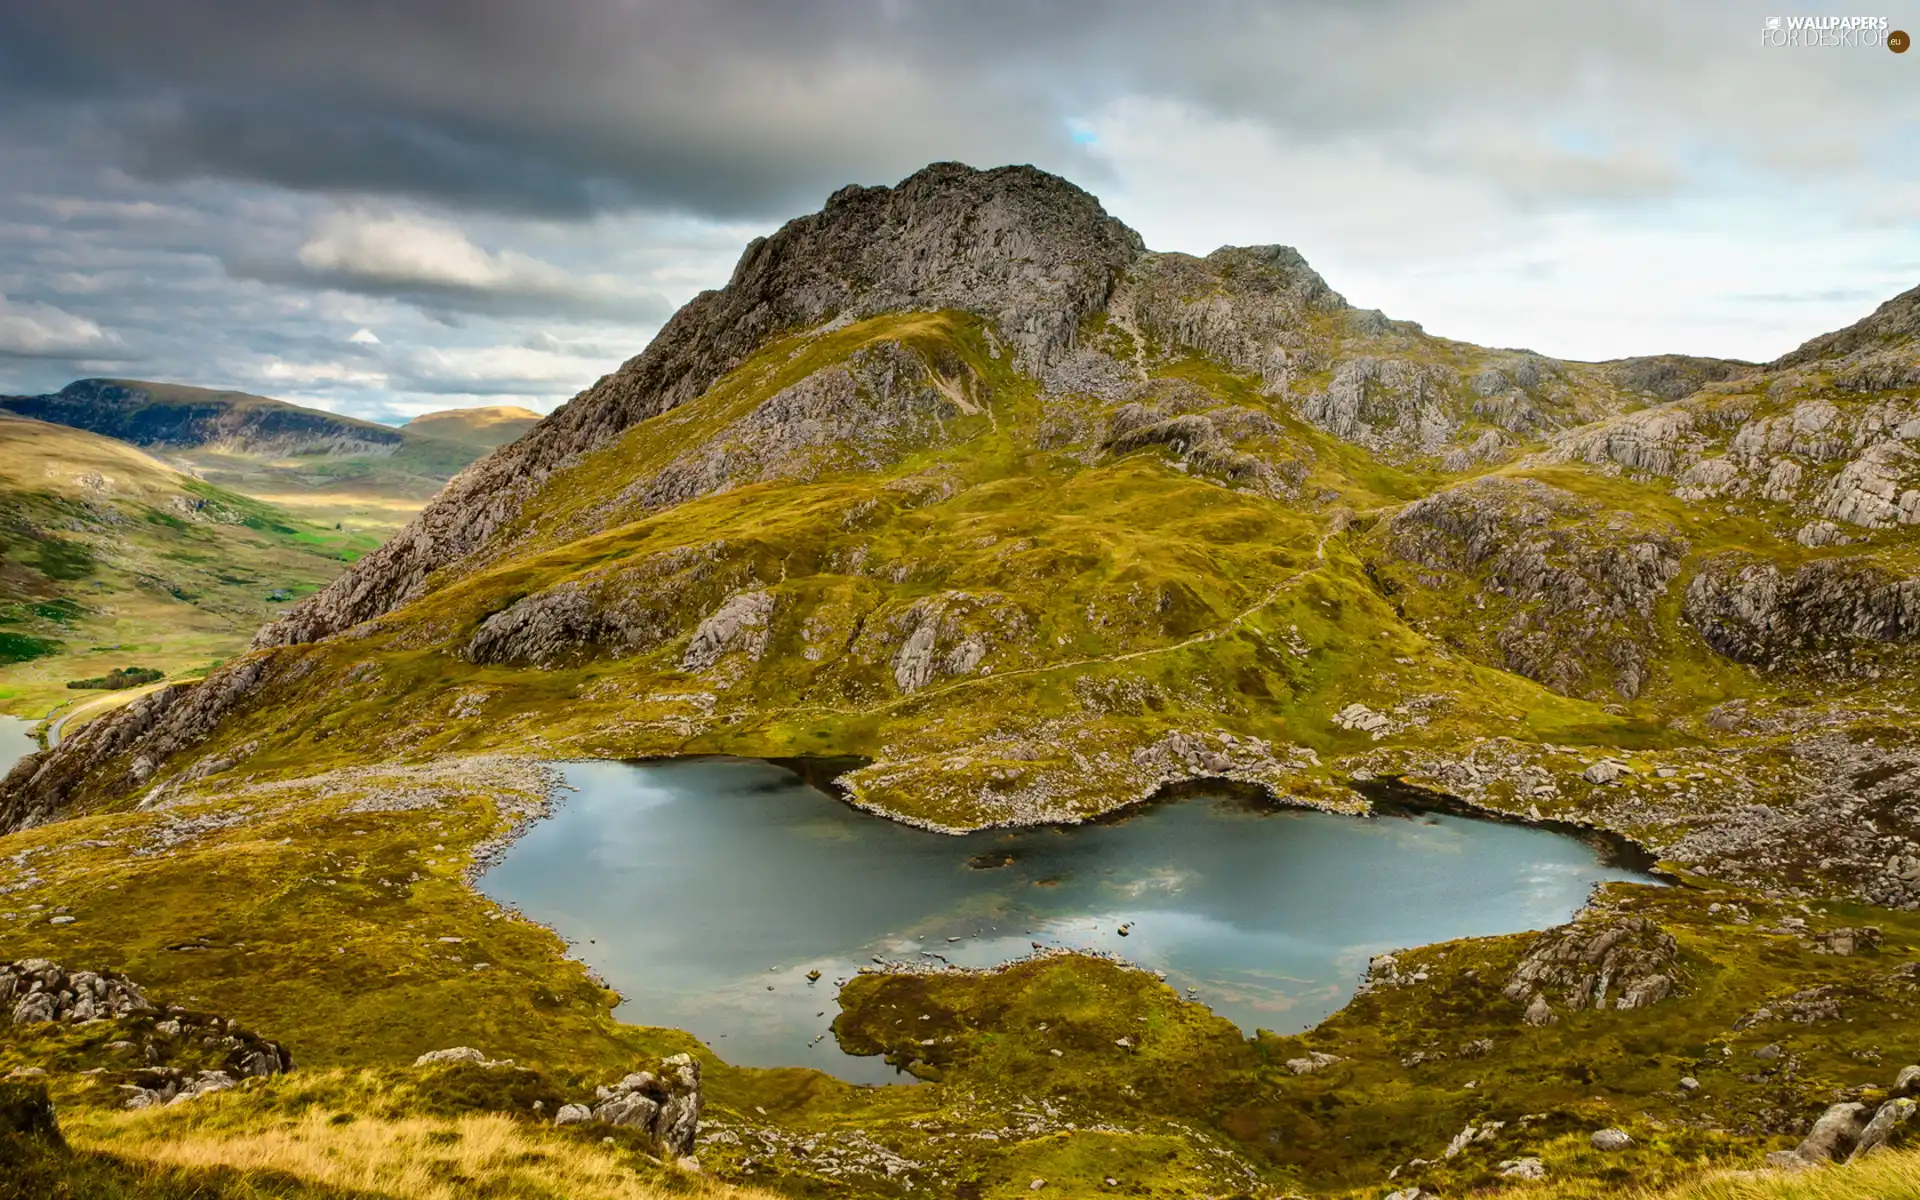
[67,1101,781,1200]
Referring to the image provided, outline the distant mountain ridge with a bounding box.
[0,379,422,459]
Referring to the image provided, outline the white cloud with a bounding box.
[395,343,603,394]
[253,357,389,388]
[297,210,583,295]
[0,293,118,357]
[347,327,382,344]
[1080,96,1920,363]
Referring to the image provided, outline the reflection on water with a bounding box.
[0,716,36,775]
[478,758,1653,1084]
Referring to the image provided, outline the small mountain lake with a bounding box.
[479,758,1656,1084]
[0,716,36,774]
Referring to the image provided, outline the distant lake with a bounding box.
[0,716,35,775]
[481,758,1654,1085]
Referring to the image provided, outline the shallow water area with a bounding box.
[0,716,36,774]
[478,758,1655,1084]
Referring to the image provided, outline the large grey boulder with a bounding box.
[1590,1128,1633,1151]
[1794,1102,1868,1162]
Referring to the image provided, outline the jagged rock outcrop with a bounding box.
[569,1054,703,1159]
[4,959,150,1024]
[1684,552,1920,670]
[255,163,1145,650]
[3,959,292,1090]
[1503,916,1679,1021]
[1375,477,1685,698]
[0,656,273,834]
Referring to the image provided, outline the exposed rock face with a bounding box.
[1684,553,1920,670]
[1503,917,1679,1021]
[1606,355,1756,401]
[1297,357,1460,452]
[1376,477,1685,698]
[255,163,1145,650]
[1774,281,1920,390]
[0,657,272,834]
[681,590,776,675]
[614,341,977,517]
[1114,245,1346,390]
[580,1054,703,1157]
[466,543,759,670]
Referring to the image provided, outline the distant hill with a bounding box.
[0,412,376,716]
[0,379,499,539]
[403,405,542,448]
[0,379,418,457]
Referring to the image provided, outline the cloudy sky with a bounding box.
[0,1,1916,423]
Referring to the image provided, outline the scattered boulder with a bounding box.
[553,1103,592,1127]
[1583,759,1627,785]
[1332,703,1394,738]
[1443,1120,1504,1157]
[1499,1157,1547,1179]
[414,1047,510,1068]
[1810,926,1883,956]
[1590,1128,1633,1152]
[1285,1051,1343,1075]
[2,959,289,1083]
[120,1068,237,1109]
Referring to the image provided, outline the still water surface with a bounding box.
[479,758,1653,1083]
[0,716,36,774]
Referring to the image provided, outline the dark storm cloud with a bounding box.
[10,0,1894,221]
[0,0,1914,409]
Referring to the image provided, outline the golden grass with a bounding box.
[69,1103,781,1200]
[1520,1150,1920,1200]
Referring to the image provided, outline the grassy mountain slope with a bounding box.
[403,406,542,448]
[2,164,1918,1197]
[0,414,379,719]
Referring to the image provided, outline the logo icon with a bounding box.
[1891,28,1911,51]
[1765,16,1782,30]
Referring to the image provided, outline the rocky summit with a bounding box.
[3,161,1920,1198]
